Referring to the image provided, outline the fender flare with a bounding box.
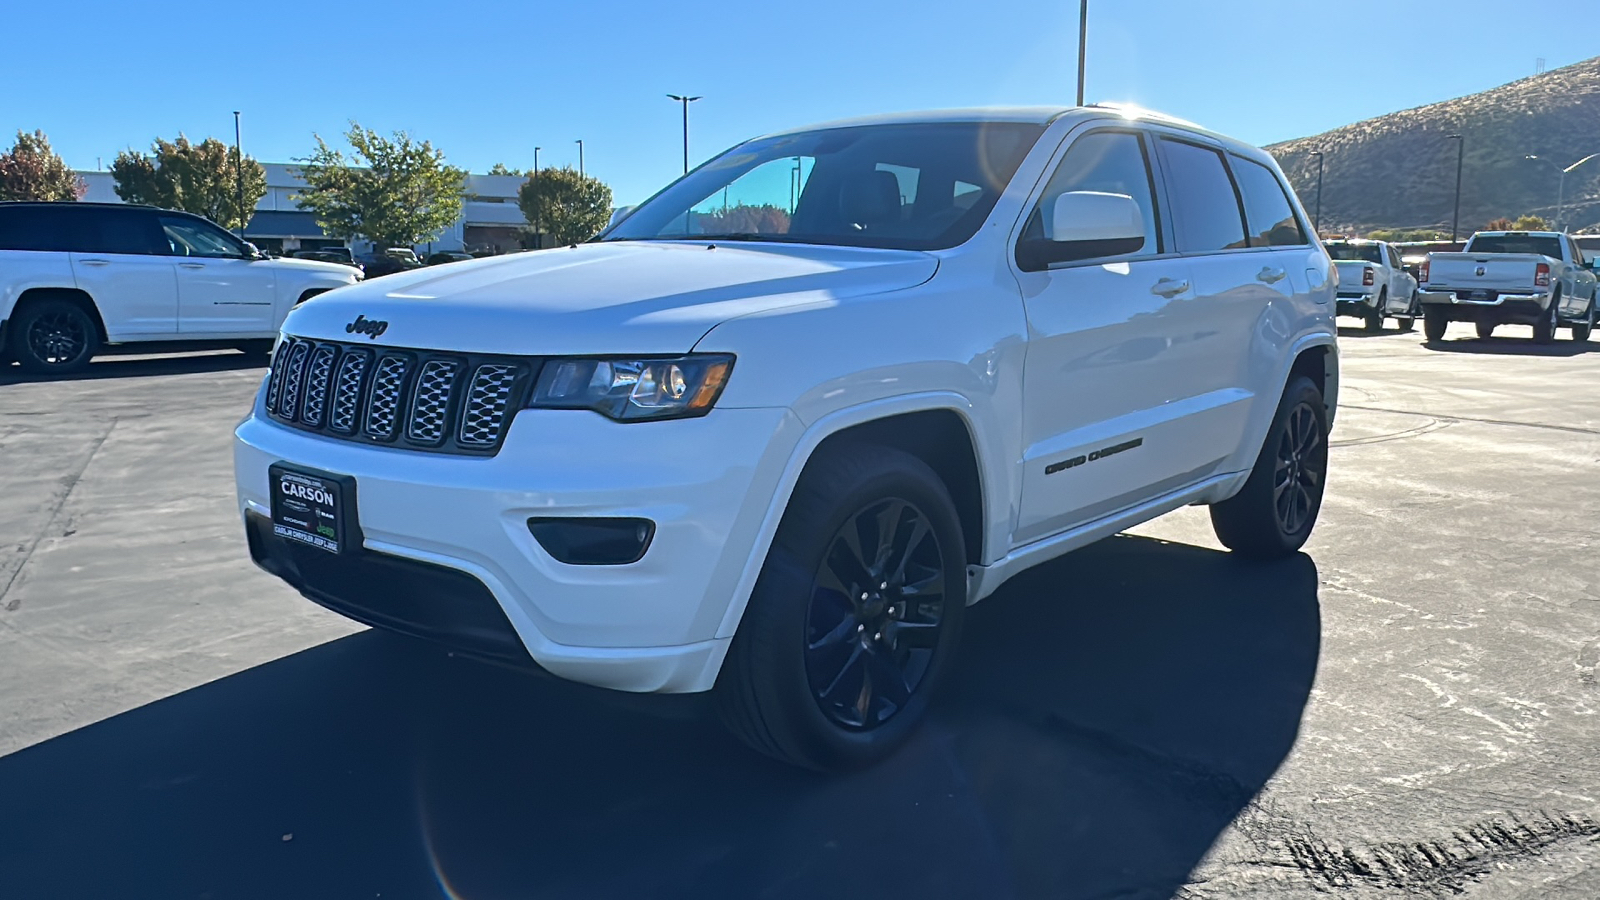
[712,391,999,640]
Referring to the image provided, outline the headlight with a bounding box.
[527,354,734,421]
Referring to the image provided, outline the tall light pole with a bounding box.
[233,111,246,236]
[1445,134,1464,243]
[1525,153,1599,231]
[1308,150,1325,236]
[1076,0,1088,106]
[667,94,701,174]
[575,139,584,178]
[533,146,542,249]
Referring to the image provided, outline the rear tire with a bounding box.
[1476,321,1496,340]
[1533,293,1558,344]
[11,297,99,375]
[1365,290,1385,333]
[1209,376,1328,559]
[1423,306,1449,342]
[716,444,967,770]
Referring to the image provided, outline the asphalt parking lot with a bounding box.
[2,320,1598,900]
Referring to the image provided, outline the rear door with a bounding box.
[159,214,278,335]
[67,207,179,337]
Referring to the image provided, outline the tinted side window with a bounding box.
[1159,139,1247,253]
[160,215,247,258]
[1018,130,1161,265]
[83,208,167,255]
[0,205,78,252]
[1230,155,1306,248]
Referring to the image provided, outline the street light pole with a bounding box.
[1308,150,1325,236]
[1530,153,1600,231]
[533,146,542,249]
[576,139,584,178]
[1076,0,1088,106]
[1446,134,1464,243]
[667,94,702,174]
[233,111,246,236]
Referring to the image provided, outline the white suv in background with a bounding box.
[235,106,1338,769]
[0,202,361,374]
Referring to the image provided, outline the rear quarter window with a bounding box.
[1230,155,1307,247]
[0,205,76,252]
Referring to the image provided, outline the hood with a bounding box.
[279,241,939,355]
[268,256,362,277]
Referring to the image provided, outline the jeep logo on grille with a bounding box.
[346,314,388,338]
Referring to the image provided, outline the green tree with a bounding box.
[517,166,613,247]
[111,135,267,229]
[1512,214,1549,231]
[295,124,467,249]
[0,130,85,202]
[1366,227,1448,242]
[487,163,524,177]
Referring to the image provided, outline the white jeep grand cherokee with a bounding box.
[235,106,1338,769]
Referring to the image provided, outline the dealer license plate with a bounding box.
[269,463,358,554]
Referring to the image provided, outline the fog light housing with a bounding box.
[527,517,655,565]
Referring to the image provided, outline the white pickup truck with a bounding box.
[0,201,361,373]
[1324,239,1419,332]
[235,106,1338,769]
[1420,230,1599,343]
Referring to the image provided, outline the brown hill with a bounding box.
[1267,57,1600,236]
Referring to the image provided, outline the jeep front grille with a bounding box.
[265,336,537,456]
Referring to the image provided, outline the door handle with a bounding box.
[78,258,109,267]
[1151,278,1190,297]
[178,262,206,269]
[1257,266,1287,284]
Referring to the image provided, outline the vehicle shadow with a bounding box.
[1336,324,1416,338]
[0,534,1321,900]
[1421,336,1593,356]
[0,349,265,384]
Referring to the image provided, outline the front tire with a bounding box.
[1365,290,1386,333]
[717,444,967,770]
[11,298,99,375]
[1424,306,1449,342]
[1533,293,1559,344]
[1396,291,1418,332]
[1569,300,1594,343]
[1209,376,1328,559]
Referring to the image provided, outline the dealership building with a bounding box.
[77,164,534,256]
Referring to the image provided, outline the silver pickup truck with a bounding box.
[1421,231,1599,343]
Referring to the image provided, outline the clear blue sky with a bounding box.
[10,0,1594,205]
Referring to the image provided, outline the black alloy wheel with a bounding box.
[13,299,98,374]
[804,498,945,730]
[1272,402,1324,536]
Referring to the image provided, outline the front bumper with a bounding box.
[235,391,801,693]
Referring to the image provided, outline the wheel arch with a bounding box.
[12,287,108,343]
[713,393,999,641]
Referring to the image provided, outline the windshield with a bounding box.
[1324,243,1382,263]
[601,122,1045,251]
[1465,234,1562,258]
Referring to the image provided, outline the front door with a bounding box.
[1012,128,1205,546]
[160,215,278,335]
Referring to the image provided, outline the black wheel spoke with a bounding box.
[804,493,946,731]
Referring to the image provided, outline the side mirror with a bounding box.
[1019,191,1144,270]
[607,205,635,230]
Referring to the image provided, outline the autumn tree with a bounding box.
[295,123,467,249]
[1484,217,1515,231]
[0,130,85,202]
[694,203,791,235]
[112,135,267,229]
[517,166,613,247]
